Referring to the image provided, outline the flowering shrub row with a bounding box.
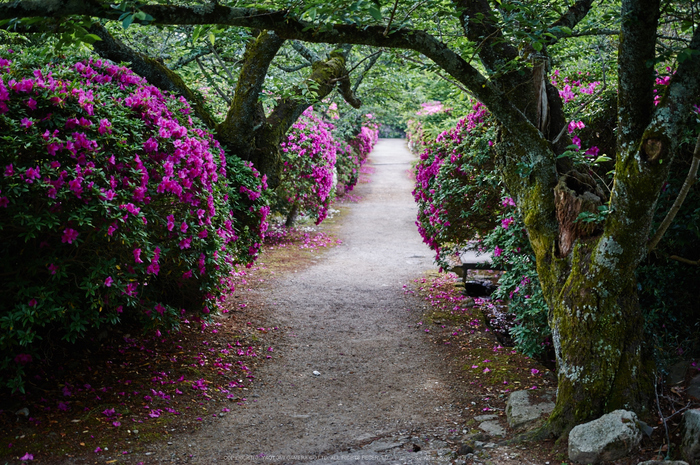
[410,100,550,357]
[351,122,379,160]
[277,107,338,225]
[0,52,268,392]
[274,107,379,225]
[412,102,500,268]
[337,114,379,193]
[335,140,361,193]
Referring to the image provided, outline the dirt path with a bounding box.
[160,139,468,463]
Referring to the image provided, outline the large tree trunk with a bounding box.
[496,126,659,435]
[539,243,653,436]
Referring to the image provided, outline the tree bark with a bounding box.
[285,202,299,228]
[543,252,653,436]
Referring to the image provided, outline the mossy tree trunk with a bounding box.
[543,253,653,435]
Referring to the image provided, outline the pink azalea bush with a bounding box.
[334,141,361,193]
[410,100,550,357]
[0,52,268,392]
[350,114,379,161]
[412,102,500,268]
[332,110,379,193]
[277,107,338,224]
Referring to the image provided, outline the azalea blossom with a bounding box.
[61,228,79,244]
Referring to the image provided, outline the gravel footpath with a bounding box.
[150,139,471,464]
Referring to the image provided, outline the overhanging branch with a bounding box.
[0,0,555,176]
[88,23,218,130]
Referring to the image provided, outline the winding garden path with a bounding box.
[162,139,467,463]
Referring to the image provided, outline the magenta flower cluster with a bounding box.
[411,101,500,268]
[0,52,268,391]
[279,107,339,224]
[351,118,379,161]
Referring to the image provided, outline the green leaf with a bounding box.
[307,7,317,21]
[368,6,383,21]
[122,14,134,30]
[208,32,216,46]
[112,1,128,12]
[678,47,700,64]
[192,25,206,43]
[532,41,543,52]
[593,155,612,164]
[82,34,102,44]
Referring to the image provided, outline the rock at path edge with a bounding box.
[505,390,555,430]
[681,408,700,465]
[568,409,642,464]
[478,420,506,437]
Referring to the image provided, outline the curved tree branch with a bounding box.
[88,23,218,130]
[276,62,311,72]
[195,56,231,105]
[454,0,519,74]
[216,29,284,174]
[547,0,595,44]
[351,50,382,94]
[266,51,358,133]
[290,40,321,63]
[171,47,213,69]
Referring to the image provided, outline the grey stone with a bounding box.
[638,461,689,465]
[687,375,700,400]
[474,414,498,421]
[457,444,474,455]
[505,390,555,430]
[464,432,489,443]
[364,440,403,453]
[568,409,642,464]
[681,409,700,464]
[479,421,506,437]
